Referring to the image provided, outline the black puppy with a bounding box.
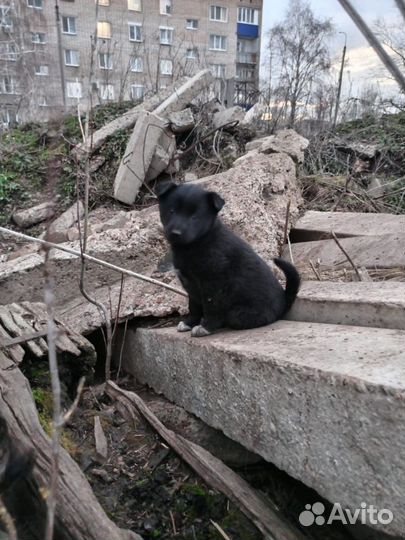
[157,181,300,337]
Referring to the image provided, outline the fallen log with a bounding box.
[106,381,306,540]
[0,349,142,540]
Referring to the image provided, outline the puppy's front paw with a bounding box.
[177,321,192,332]
[191,325,211,337]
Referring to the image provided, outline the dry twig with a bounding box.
[331,231,363,281]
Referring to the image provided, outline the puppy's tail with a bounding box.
[273,257,301,313]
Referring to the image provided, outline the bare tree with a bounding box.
[264,0,334,127]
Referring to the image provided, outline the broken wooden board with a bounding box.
[282,233,405,272]
[0,301,95,362]
[290,210,405,242]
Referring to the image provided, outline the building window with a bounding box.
[186,19,198,30]
[128,0,142,11]
[0,7,13,29]
[160,0,172,15]
[210,64,225,79]
[99,52,113,69]
[186,48,197,60]
[97,21,111,39]
[31,32,46,44]
[209,34,227,51]
[1,108,19,127]
[210,6,227,22]
[237,7,259,25]
[62,16,76,34]
[27,0,43,8]
[159,26,173,45]
[67,81,82,98]
[97,0,110,5]
[3,42,17,61]
[160,59,173,75]
[100,83,114,100]
[35,65,49,76]
[0,76,15,94]
[38,96,47,107]
[130,56,143,72]
[65,49,79,66]
[128,23,142,42]
[131,84,144,100]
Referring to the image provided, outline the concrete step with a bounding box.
[282,233,405,271]
[287,281,405,329]
[290,211,405,242]
[124,322,405,537]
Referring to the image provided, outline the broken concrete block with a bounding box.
[260,129,309,163]
[168,108,195,133]
[212,106,245,130]
[282,234,405,271]
[0,153,301,311]
[74,70,212,156]
[12,202,55,228]
[290,210,405,242]
[287,280,405,330]
[232,149,259,167]
[154,69,214,117]
[246,138,269,152]
[47,201,85,243]
[146,133,177,182]
[114,111,169,204]
[126,322,405,538]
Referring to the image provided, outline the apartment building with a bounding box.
[0,0,263,126]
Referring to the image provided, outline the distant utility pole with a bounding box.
[55,0,67,112]
[333,31,347,129]
[337,0,405,93]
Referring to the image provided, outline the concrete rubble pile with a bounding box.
[0,119,306,335]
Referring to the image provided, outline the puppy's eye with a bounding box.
[169,208,174,214]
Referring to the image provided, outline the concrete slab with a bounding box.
[282,233,405,270]
[125,322,405,537]
[291,211,405,242]
[114,111,170,205]
[287,281,405,329]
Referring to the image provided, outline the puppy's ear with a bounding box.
[207,191,225,213]
[156,181,177,199]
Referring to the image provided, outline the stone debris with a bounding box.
[114,111,173,205]
[46,200,85,243]
[212,106,246,130]
[168,108,195,133]
[113,69,214,205]
[12,202,56,229]
[245,129,310,163]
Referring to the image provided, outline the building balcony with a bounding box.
[236,52,258,64]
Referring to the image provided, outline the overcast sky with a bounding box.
[261,0,401,96]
